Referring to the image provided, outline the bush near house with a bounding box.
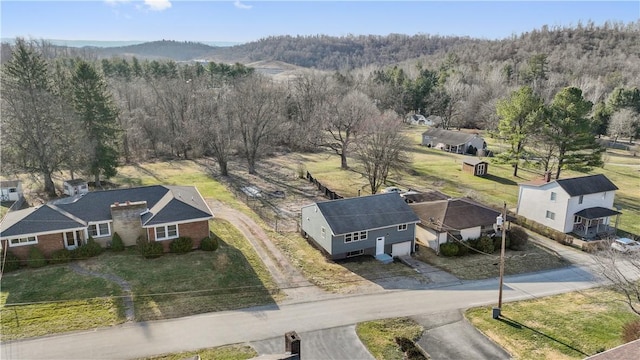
[476,236,495,254]
[200,235,219,251]
[169,236,193,254]
[440,242,459,257]
[27,247,47,268]
[515,215,572,245]
[49,249,72,264]
[72,237,103,260]
[493,235,511,251]
[508,226,529,251]
[110,232,125,251]
[137,237,164,259]
[2,251,21,272]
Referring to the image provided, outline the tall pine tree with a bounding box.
[71,61,121,187]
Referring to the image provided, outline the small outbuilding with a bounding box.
[63,179,89,196]
[0,180,23,202]
[462,158,488,177]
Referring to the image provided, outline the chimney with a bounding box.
[544,171,551,183]
[110,201,148,246]
[285,331,301,358]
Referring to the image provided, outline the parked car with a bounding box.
[610,238,640,253]
[382,186,402,193]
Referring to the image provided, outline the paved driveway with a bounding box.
[413,310,511,360]
[250,325,374,360]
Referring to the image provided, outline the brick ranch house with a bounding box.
[0,185,213,260]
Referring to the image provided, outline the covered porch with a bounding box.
[571,207,621,240]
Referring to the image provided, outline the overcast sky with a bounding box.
[1,1,638,43]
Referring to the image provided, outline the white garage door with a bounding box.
[392,241,412,257]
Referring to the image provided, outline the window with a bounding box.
[602,192,607,200]
[9,188,16,193]
[550,192,557,201]
[346,249,364,258]
[574,215,582,224]
[477,163,486,175]
[545,211,556,220]
[9,236,37,247]
[321,227,326,239]
[344,231,367,243]
[155,224,178,241]
[578,195,584,204]
[88,222,111,237]
[398,224,408,231]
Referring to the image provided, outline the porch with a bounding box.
[571,207,621,240]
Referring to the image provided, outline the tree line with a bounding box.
[2,34,639,196]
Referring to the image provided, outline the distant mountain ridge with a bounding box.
[0,38,240,48]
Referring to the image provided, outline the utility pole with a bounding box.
[493,202,507,319]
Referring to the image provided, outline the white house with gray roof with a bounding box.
[421,128,486,154]
[300,193,419,261]
[0,185,213,260]
[517,174,620,238]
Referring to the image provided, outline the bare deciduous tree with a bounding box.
[356,111,411,194]
[608,108,640,145]
[593,248,640,316]
[323,90,379,169]
[228,74,285,174]
[195,84,236,176]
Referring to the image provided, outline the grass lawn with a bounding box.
[0,266,125,341]
[413,243,568,280]
[466,288,639,359]
[356,317,424,360]
[139,344,257,360]
[86,218,281,321]
[1,218,280,339]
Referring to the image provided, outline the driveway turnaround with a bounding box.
[0,265,597,360]
[413,310,510,360]
[250,325,374,360]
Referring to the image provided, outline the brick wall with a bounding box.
[3,233,65,261]
[147,220,210,252]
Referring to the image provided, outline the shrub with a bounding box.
[439,242,459,257]
[110,232,125,252]
[73,237,104,259]
[137,237,164,259]
[407,348,427,360]
[508,226,529,251]
[200,235,219,251]
[493,235,511,252]
[2,251,21,272]
[169,236,193,254]
[27,247,47,268]
[456,241,469,256]
[467,238,479,250]
[50,249,72,264]
[476,236,495,254]
[395,337,414,352]
[622,319,640,343]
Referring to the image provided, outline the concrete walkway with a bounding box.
[399,255,462,286]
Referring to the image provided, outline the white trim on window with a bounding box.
[155,224,179,241]
[88,221,111,238]
[321,227,326,239]
[398,224,408,231]
[9,236,38,247]
[550,192,557,201]
[346,249,364,258]
[344,231,368,243]
[574,215,582,224]
[545,210,556,220]
[578,195,584,204]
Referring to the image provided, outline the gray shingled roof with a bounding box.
[410,198,510,231]
[316,193,419,235]
[462,158,487,166]
[1,185,213,238]
[575,207,621,219]
[0,205,85,237]
[402,190,450,204]
[556,174,618,196]
[422,128,480,146]
[64,179,87,186]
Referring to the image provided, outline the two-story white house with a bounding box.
[516,174,620,238]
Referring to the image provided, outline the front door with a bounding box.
[376,236,385,255]
[64,231,80,249]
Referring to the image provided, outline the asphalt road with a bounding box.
[0,265,597,360]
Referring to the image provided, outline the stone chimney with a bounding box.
[544,171,552,183]
[110,201,147,246]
